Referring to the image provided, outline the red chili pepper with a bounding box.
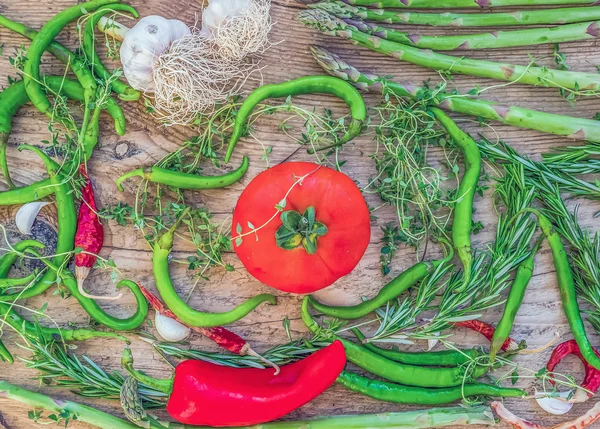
[139,284,260,355]
[165,340,346,426]
[455,320,519,352]
[74,165,105,294]
[546,340,600,402]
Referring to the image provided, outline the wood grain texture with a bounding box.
[1,0,600,428]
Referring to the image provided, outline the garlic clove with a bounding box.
[168,19,191,42]
[155,312,191,342]
[536,391,574,415]
[15,202,51,235]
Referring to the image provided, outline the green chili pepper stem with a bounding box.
[523,208,600,371]
[302,298,489,388]
[22,0,117,117]
[352,328,484,366]
[431,108,481,292]
[308,247,453,320]
[224,76,366,163]
[337,371,525,405]
[116,156,250,192]
[121,347,174,394]
[153,211,276,327]
[489,235,543,363]
[83,5,141,101]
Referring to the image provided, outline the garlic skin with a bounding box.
[536,391,574,415]
[155,312,191,342]
[15,202,51,235]
[200,0,253,38]
[120,16,191,92]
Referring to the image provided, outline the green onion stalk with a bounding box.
[310,1,600,27]
[0,381,497,429]
[309,45,600,144]
[336,16,600,51]
[299,10,600,95]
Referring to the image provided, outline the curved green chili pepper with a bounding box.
[302,297,489,388]
[0,146,76,303]
[308,248,453,320]
[431,108,481,291]
[337,371,525,404]
[153,211,276,327]
[0,273,37,289]
[224,76,367,163]
[489,236,542,363]
[22,0,117,117]
[116,156,250,191]
[0,240,46,275]
[0,13,127,136]
[526,209,600,371]
[83,5,141,101]
[352,328,484,366]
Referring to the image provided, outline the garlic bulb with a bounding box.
[155,312,191,342]
[15,202,51,235]
[200,0,252,38]
[120,16,191,92]
[536,391,574,415]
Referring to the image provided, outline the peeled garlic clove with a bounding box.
[15,202,51,235]
[536,391,574,415]
[155,312,191,342]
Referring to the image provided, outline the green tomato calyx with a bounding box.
[275,206,328,255]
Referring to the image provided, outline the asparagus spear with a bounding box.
[341,0,600,8]
[309,45,600,143]
[343,16,600,50]
[299,10,600,94]
[310,1,600,27]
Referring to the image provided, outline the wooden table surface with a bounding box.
[1,1,600,428]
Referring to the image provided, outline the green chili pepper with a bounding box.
[308,248,453,320]
[0,339,13,364]
[337,371,525,404]
[116,156,250,192]
[431,108,481,290]
[489,236,542,363]
[352,328,484,366]
[0,146,76,303]
[526,209,600,371]
[302,297,489,388]
[0,240,46,275]
[83,5,141,101]
[0,14,127,136]
[224,76,367,163]
[22,0,117,117]
[153,210,277,327]
[0,273,37,289]
[0,77,123,190]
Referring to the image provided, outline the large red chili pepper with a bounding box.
[138,284,278,370]
[546,340,600,403]
[455,320,520,352]
[123,341,347,427]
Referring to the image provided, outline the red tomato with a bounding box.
[232,162,370,293]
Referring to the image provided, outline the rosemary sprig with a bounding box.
[369,163,537,342]
[19,335,167,408]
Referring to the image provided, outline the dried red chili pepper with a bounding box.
[122,340,347,427]
[138,284,278,370]
[455,320,520,352]
[75,164,120,301]
[546,340,600,403]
